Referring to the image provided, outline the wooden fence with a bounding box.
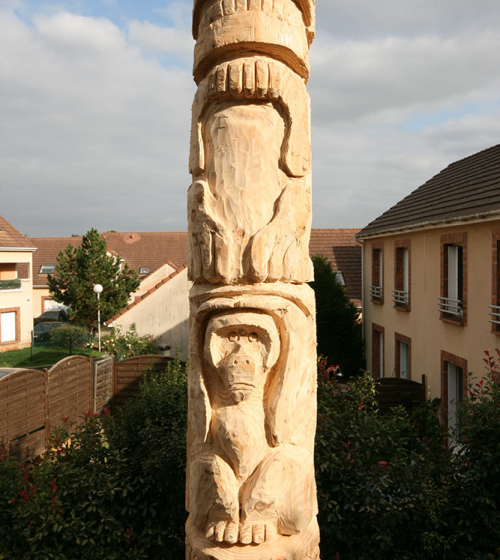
[376,374,427,413]
[113,355,174,409]
[0,355,115,461]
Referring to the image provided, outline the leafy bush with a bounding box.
[2,356,500,560]
[49,325,90,350]
[451,351,500,558]
[0,358,187,560]
[101,324,158,360]
[315,366,455,560]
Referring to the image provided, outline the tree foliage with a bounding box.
[48,229,139,332]
[310,255,363,376]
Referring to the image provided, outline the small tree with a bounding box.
[310,255,363,376]
[48,229,140,333]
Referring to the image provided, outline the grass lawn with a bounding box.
[0,346,105,368]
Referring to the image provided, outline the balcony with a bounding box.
[438,297,463,317]
[392,289,408,306]
[489,305,500,325]
[0,279,21,291]
[369,285,382,300]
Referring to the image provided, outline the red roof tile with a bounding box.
[0,215,35,250]
[309,228,362,304]
[28,237,82,286]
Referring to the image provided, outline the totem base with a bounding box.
[186,519,320,560]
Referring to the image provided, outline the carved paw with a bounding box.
[188,180,234,282]
[250,182,312,283]
[205,521,239,543]
[238,520,278,544]
[207,59,283,100]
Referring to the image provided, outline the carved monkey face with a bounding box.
[205,313,280,404]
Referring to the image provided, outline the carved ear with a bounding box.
[265,304,316,447]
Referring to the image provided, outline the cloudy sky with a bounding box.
[2,0,500,237]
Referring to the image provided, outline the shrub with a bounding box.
[101,324,158,360]
[451,351,500,558]
[49,324,90,351]
[315,367,455,560]
[0,358,187,560]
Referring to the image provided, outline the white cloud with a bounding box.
[1,1,500,236]
[128,20,193,63]
[0,10,195,236]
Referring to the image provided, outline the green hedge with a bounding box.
[0,279,21,291]
[1,356,499,559]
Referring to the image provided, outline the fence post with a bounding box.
[44,368,50,446]
[89,357,95,413]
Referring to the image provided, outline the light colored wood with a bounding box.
[187,0,317,556]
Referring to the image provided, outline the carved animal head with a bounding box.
[205,312,280,403]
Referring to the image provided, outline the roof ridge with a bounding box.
[105,265,187,325]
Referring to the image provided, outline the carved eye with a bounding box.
[254,501,269,511]
[228,332,239,342]
[248,332,258,342]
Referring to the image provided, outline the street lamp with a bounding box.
[93,284,103,352]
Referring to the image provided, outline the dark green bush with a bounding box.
[2,355,500,560]
[315,368,455,560]
[0,358,187,560]
[451,351,500,558]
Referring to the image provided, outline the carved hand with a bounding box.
[188,180,233,283]
[250,183,312,283]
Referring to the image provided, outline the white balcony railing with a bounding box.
[369,285,382,300]
[438,297,463,317]
[489,304,500,325]
[392,289,408,306]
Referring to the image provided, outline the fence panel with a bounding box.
[376,374,426,413]
[94,355,114,412]
[113,355,173,409]
[47,356,93,433]
[0,369,47,460]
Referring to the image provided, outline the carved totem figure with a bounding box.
[186,1,318,559]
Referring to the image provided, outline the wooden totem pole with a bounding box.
[186,1,318,559]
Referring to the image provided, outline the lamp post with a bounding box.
[93,284,103,352]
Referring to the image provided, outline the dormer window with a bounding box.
[39,265,56,274]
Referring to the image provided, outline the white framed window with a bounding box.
[399,342,409,379]
[447,363,464,436]
[1,312,16,343]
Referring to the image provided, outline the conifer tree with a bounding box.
[48,229,140,332]
[310,255,363,376]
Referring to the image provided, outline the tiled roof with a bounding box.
[0,215,35,250]
[29,232,188,287]
[29,229,362,305]
[309,228,362,305]
[100,232,188,272]
[28,237,82,286]
[358,143,500,238]
[105,265,187,325]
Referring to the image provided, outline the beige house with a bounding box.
[106,265,189,360]
[357,143,500,427]
[0,216,36,352]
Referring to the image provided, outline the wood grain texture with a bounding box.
[187,0,317,556]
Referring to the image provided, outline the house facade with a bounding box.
[0,216,35,352]
[357,143,500,426]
